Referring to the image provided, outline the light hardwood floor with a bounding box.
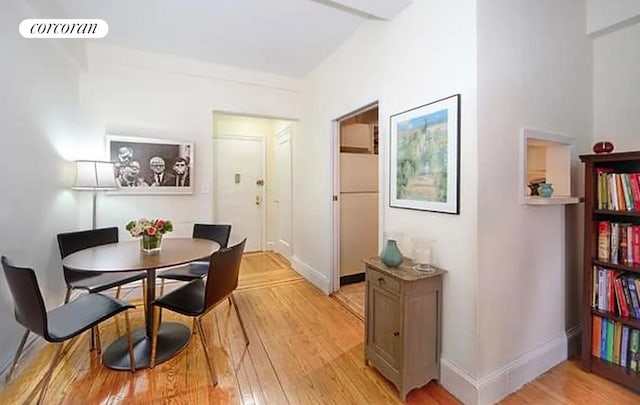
[1,252,638,404]
[331,281,365,321]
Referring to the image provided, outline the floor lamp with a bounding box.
[72,160,118,229]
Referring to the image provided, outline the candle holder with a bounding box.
[411,237,435,272]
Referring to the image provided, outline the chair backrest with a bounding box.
[203,238,246,312]
[192,224,232,248]
[56,227,119,284]
[1,256,48,338]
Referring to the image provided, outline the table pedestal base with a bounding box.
[102,322,191,370]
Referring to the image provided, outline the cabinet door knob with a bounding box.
[377,277,385,284]
[393,331,400,337]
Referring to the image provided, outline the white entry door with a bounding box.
[274,126,293,258]
[213,136,265,252]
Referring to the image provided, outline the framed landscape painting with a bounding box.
[106,134,194,195]
[389,94,460,214]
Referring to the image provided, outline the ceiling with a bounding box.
[54,0,411,77]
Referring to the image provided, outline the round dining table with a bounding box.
[62,237,219,370]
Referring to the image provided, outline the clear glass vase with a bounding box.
[140,234,162,254]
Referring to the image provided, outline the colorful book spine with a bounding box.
[598,221,611,262]
[593,315,602,358]
[629,329,640,371]
[611,222,620,264]
[630,173,640,209]
[621,325,630,367]
[622,174,634,211]
[607,319,615,362]
[614,322,622,364]
[633,226,640,264]
[627,277,640,318]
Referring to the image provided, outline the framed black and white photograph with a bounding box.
[389,94,460,214]
[106,134,194,194]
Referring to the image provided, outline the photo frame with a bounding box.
[389,94,460,214]
[106,134,194,195]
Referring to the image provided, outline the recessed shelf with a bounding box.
[524,196,581,205]
[520,128,579,205]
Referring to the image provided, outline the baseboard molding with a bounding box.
[0,333,45,383]
[291,255,331,294]
[441,331,569,405]
[440,358,479,405]
[566,325,581,358]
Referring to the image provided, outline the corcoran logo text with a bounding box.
[19,19,108,39]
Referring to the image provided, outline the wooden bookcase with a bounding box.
[580,151,640,391]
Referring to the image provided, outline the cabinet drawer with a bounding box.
[367,267,401,294]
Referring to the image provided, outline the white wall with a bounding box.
[476,0,591,401]
[593,20,640,152]
[299,0,479,381]
[587,0,640,35]
[79,45,301,239]
[0,0,87,370]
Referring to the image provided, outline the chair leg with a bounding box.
[230,293,249,346]
[90,328,96,351]
[64,287,72,304]
[115,285,122,299]
[5,330,30,383]
[150,306,161,369]
[124,310,136,372]
[95,325,102,355]
[195,318,218,386]
[37,343,64,405]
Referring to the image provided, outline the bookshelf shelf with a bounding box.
[580,151,640,390]
[591,309,640,330]
[592,260,640,275]
[591,357,640,392]
[594,210,640,218]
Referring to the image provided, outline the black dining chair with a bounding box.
[1,256,136,405]
[157,224,231,293]
[150,238,248,385]
[56,227,147,303]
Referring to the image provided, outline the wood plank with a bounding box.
[1,252,637,404]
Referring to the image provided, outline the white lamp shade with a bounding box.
[72,160,118,190]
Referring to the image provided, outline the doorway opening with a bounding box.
[212,112,296,258]
[332,103,379,317]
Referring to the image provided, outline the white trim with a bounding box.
[291,255,331,294]
[331,118,341,293]
[0,334,45,382]
[440,358,479,405]
[274,126,294,260]
[441,332,569,405]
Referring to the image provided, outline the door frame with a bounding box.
[274,125,294,259]
[212,134,267,252]
[331,101,379,293]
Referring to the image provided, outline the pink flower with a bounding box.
[147,226,157,236]
[156,220,165,230]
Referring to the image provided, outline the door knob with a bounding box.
[255,194,261,206]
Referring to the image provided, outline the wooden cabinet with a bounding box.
[580,151,640,391]
[364,258,445,400]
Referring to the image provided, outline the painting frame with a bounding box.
[106,134,194,195]
[389,94,460,214]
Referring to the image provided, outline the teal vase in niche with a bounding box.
[380,239,403,268]
[538,183,554,198]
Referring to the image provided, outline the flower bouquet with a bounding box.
[125,218,174,254]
